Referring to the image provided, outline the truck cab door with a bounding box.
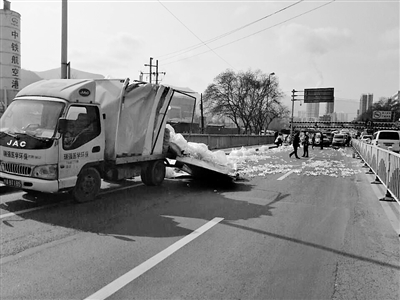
[58,105,104,190]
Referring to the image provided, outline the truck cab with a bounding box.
[0,78,182,202]
[0,79,106,198]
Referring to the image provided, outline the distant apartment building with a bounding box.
[331,112,348,122]
[358,93,373,116]
[306,102,319,119]
[325,102,334,114]
[392,91,399,101]
[297,110,308,121]
[319,115,331,122]
[297,109,319,122]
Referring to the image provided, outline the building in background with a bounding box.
[319,114,331,122]
[331,112,349,122]
[306,102,319,120]
[392,91,399,102]
[325,102,334,114]
[358,93,373,116]
[297,110,308,121]
[0,0,21,113]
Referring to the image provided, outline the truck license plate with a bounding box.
[3,178,22,188]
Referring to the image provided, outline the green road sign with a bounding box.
[304,88,334,103]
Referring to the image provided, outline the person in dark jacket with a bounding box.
[302,133,309,157]
[289,132,301,159]
[311,134,315,149]
[320,132,324,150]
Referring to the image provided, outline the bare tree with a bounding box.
[203,69,288,134]
[203,69,246,133]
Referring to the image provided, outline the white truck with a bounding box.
[0,78,192,202]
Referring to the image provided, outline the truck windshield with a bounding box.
[0,99,65,139]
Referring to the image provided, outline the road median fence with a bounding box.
[352,139,400,204]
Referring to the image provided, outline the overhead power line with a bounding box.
[158,0,304,61]
[158,0,236,69]
[161,0,336,66]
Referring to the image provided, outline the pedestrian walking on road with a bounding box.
[275,133,283,147]
[311,134,315,149]
[289,132,301,159]
[302,133,309,157]
[320,132,324,150]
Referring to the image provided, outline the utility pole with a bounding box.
[144,57,154,84]
[200,93,204,134]
[290,89,303,140]
[154,60,166,84]
[144,58,166,84]
[61,0,68,79]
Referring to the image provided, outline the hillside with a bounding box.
[34,67,104,80]
[20,69,43,89]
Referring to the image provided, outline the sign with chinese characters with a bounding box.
[3,150,41,160]
[0,9,21,91]
[372,110,392,120]
[304,88,334,103]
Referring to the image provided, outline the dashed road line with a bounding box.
[277,170,296,181]
[277,157,313,181]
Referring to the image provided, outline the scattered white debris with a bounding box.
[167,125,360,179]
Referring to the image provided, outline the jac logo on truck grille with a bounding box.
[7,140,26,147]
[79,88,91,97]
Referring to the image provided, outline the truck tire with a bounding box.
[141,160,165,186]
[72,167,101,203]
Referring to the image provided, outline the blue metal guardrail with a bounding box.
[352,139,400,204]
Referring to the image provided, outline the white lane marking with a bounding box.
[277,170,295,181]
[277,157,313,181]
[0,183,144,219]
[84,217,224,300]
[0,202,68,219]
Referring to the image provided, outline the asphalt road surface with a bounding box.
[1,145,399,300]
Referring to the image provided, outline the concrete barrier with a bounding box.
[182,134,275,150]
[352,139,400,203]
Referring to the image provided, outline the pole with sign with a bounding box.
[0,1,21,108]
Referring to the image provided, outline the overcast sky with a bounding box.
[8,0,400,118]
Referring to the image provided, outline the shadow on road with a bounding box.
[1,177,289,240]
[223,221,400,271]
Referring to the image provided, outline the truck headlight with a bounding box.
[32,164,58,180]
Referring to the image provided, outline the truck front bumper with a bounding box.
[0,172,59,193]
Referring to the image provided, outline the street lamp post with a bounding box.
[61,0,68,79]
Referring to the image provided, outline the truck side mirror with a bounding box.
[58,118,68,134]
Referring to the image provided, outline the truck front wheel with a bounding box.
[73,167,101,203]
[141,160,165,186]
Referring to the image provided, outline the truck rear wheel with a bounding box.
[72,167,101,203]
[141,160,165,186]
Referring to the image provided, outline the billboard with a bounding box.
[304,88,334,103]
[372,110,392,120]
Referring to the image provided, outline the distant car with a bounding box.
[361,135,372,143]
[332,134,347,147]
[314,132,331,146]
[371,130,400,152]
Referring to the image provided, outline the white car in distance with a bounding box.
[371,130,400,152]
